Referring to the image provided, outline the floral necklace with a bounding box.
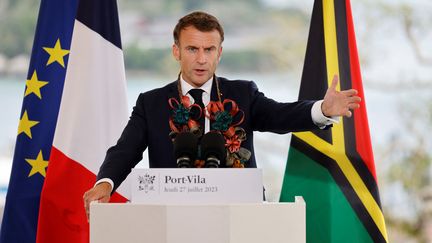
[168,75,251,168]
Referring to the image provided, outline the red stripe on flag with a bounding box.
[36,146,127,243]
[346,0,377,181]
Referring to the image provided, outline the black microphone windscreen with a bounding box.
[201,132,226,165]
[173,132,198,161]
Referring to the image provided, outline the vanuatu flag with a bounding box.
[280,1,388,242]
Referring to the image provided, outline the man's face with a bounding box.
[172,26,223,87]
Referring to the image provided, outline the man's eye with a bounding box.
[186,47,197,53]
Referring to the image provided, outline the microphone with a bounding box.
[201,132,226,168]
[173,132,198,168]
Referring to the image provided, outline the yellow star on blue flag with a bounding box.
[25,70,49,99]
[17,110,40,139]
[43,38,70,67]
[25,150,49,177]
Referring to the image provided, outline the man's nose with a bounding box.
[196,49,207,64]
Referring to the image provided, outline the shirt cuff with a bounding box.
[95,178,114,193]
[311,100,339,129]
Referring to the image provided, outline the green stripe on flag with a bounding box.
[281,146,373,243]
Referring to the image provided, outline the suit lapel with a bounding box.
[167,79,179,101]
[210,76,227,131]
[211,75,226,102]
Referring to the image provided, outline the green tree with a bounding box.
[0,0,38,57]
[384,99,432,243]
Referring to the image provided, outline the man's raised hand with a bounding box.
[321,75,361,118]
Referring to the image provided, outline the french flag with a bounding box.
[0,0,129,242]
[36,0,131,242]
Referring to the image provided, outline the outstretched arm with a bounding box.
[321,75,361,117]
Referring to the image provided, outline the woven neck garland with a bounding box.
[168,75,251,168]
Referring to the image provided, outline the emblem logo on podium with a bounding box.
[138,174,156,193]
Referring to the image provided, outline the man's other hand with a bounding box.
[83,182,112,222]
[322,75,361,117]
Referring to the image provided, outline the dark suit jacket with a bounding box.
[97,76,319,191]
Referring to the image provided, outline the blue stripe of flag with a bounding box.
[76,0,123,49]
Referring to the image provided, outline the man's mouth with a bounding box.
[194,69,207,75]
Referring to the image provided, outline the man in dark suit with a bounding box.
[83,11,360,214]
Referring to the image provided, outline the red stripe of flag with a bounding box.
[36,147,127,243]
[346,0,377,181]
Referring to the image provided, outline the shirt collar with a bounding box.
[180,75,213,96]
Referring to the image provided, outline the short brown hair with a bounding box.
[173,11,224,45]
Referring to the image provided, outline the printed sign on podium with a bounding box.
[130,168,263,204]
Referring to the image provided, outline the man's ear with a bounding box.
[218,46,223,61]
[172,44,180,61]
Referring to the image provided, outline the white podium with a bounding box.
[90,196,306,243]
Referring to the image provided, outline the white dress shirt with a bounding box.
[180,75,212,133]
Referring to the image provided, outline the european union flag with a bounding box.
[0,0,78,242]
